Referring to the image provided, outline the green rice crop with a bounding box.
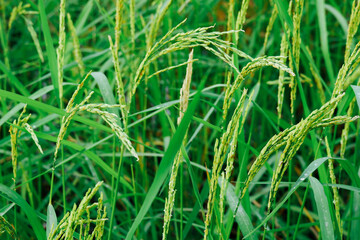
[1,1,360,239]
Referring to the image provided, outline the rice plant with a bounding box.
[1,0,360,239]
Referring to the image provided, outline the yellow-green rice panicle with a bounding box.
[148,0,172,48]
[57,0,66,106]
[235,0,250,43]
[345,0,360,61]
[325,137,343,237]
[289,0,304,120]
[80,106,138,160]
[277,31,290,121]
[0,216,17,239]
[219,89,254,227]
[48,182,107,240]
[204,89,248,240]
[332,0,360,101]
[54,73,93,162]
[224,56,295,120]
[240,93,345,202]
[67,13,85,76]
[130,0,135,48]
[23,123,43,154]
[264,2,278,53]
[109,36,127,124]
[268,96,355,211]
[162,49,193,240]
[115,0,124,52]
[23,16,44,62]
[9,105,43,185]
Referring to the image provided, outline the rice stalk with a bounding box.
[219,90,254,232]
[226,0,235,44]
[268,97,358,211]
[340,73,360,158]
[289,0,304,120]
[109,36,127,125]
[162,49,193,240]
[147,58,197,79]
[48,182,107,240]
[276,0,292,121]
[67,13,85,76]
[204,89,248,240]
[8,2,36,29]
[56,0,66,106]
[325,137,343,237]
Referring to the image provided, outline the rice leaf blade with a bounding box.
[0,184,46,240]
[309,176,335,240]
[243,156,335,239]
[125,80,204,239]
[46,204,57,238]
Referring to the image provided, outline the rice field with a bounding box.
[1,0,360,239]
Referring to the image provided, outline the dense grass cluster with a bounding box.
[1,0,360,239]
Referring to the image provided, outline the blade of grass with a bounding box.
[38,0,60,106]
[91,72,120,118]
[316,0,335,84]
[46,204,57,238]
[325,4,348,35]
[125,79,205,239]
[0,89,112,133]
[309,176,335,240]
[0,60,30,96]
[218,176,257,240]
[0,184,46,240]
[243,156,336,239]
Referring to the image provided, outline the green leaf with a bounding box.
[0,88,111,133]
[309,176,335,240]
[325,4,348,35]
[273,0,293,32]
[0,184,46,240]
[351,85,360,110]
[218,177,257,240]
[243,157,335,239]
[38,0,60,106]
[316,0,335,84]
[350,192,360,240]
[46,204,57,238]
[336,159,360,188]
[124,80,205,239]
[0,85,54,126]
[0,60,30,96]
[91,72,120,117]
